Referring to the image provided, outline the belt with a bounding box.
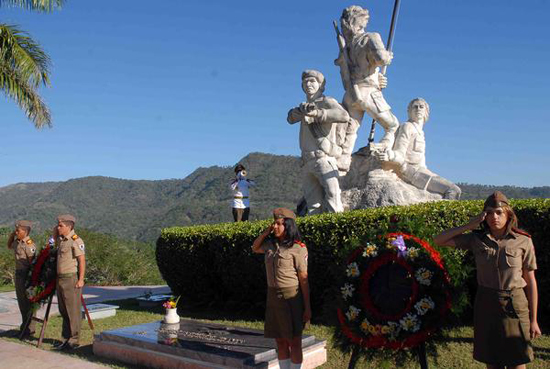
[234,196,249,199]
[58,273,76,278]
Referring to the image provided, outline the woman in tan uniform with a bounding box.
[252,208,311,369]
[434,191,541,368]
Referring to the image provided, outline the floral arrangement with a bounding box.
[336,232,451,350]
[163,295,181,309]
[26,237,57,310]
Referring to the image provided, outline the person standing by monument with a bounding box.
[6,220,36,338]
[53,214,86,350]
[287,69,349,214]
[434,192,541,368]
[374,97,461,199]
[252,208,310,369]
[230,163,255,221]
[334,5,400,162]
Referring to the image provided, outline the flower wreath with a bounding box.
[26,242,57,307]
[336,232,451,350]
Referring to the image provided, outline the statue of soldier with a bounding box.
[287,70,350,214]
[334,5,400,168]
[375,98,462,200]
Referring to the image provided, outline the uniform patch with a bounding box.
[30,247,36,253]
[79,244,85,251]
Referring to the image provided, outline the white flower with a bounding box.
[415,268,433,286]
[399,313,420,332]
[346,262,360,278]
[345,305,360,321]
[341,283,355,300]
[414,297,435,315]
[407,247,420,259]
[362,244,378,258]
[387,321,401,340]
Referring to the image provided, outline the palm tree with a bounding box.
[1,0,64,128]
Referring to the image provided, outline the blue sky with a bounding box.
[1,0,549,187]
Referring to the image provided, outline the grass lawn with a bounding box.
[1,299,549,368]
[0,284,15,293]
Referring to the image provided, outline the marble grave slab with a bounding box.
[93,319,326,368]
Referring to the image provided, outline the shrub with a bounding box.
[157,199,550,325]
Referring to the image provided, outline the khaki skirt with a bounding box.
[473,286,533,366]
[264,286,304,339]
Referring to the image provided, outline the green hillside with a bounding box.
[0,152,548,242]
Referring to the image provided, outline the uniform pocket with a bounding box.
[505,247,522,267]
[277,253,294,269]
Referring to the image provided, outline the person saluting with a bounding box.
[252,208,311,369]
[434,191,541,368]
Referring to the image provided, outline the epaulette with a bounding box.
[26,239,33,245]
[72,234,79,240]
[513,229,531,238]
[294,241,307,248]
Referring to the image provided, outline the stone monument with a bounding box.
[289,5,461,212]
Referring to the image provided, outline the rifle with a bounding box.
[333,21,362,104]
[368,0,401,144]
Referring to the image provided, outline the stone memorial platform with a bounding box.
[93,319,326,368]
[82,303,119,320]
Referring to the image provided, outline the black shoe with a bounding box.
[19,331,34,340]
[53,340,68,350]
[6,330,20,337]
[61,342,80,351]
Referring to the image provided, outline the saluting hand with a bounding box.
[467,211,486,230]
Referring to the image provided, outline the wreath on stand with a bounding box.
[26,238,57,310]
[335,232,452,366]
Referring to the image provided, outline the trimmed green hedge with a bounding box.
[156,199,550,325]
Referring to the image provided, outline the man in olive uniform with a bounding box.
[7,220,36,337]
[53,214,86,350]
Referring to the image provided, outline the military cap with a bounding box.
[57,214,76,223]
[483,191,509,209]
[15,220,32,228]
[273,207,296,220]
[301,69,325,85]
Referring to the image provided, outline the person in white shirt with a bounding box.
[230,164,256,221]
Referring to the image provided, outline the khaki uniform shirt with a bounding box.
[454,230,537,290]
[261,239,308,288]
[57,230,85,274]
[11,236,36,271]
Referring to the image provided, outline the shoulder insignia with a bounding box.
[26,239,33,245]
[514,229,531,238]
[72,234,79,240]
[294,241,306,248]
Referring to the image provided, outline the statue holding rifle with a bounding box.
[334,5,400,170]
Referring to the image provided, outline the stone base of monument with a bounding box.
[93,320,327,368]
[340,148,442,209]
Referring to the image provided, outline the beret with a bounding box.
[273,207,296,220]
[15,220,32,228]
[57,214,76,223]
[483,191,509,209]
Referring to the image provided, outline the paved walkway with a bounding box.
[0,285,171,368]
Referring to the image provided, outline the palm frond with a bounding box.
[0,0,64,12]
[0,24,51,127]
[0,24,51,88]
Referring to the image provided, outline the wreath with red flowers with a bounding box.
[25,241,57,307]
[336,232,451,350]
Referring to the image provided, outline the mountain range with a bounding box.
[1,152,548,242]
